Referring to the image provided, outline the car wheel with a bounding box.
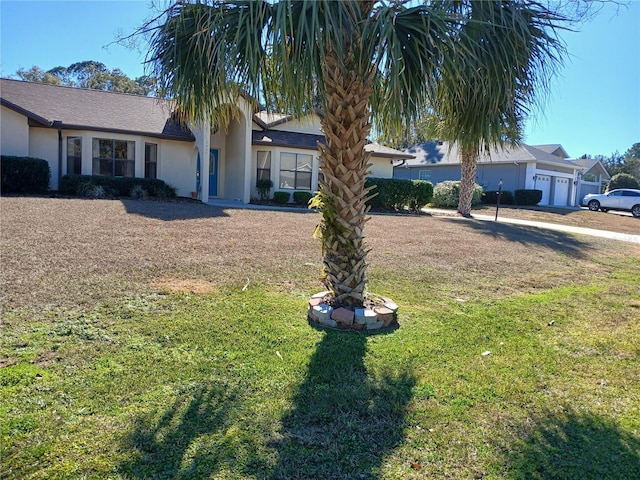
[600,208,609,212]
[632,204,640,218]
[588,200,600,211]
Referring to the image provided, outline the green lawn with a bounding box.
[1,198,639,479]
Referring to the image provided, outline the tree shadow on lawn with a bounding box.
[265,329,416,479]
[119,330,416,479]
[120,198,230,221]
[442,218,590,258]
[501,408,640,479]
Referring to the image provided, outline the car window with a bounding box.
[608,191,622,196]
[622,190,640,197]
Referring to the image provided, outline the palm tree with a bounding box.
[144,0,566,309]
[434,1,565,216]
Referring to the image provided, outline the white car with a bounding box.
[582,189,640,218]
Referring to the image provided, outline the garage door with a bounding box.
[536,175,551,205]
[552,178,570,206]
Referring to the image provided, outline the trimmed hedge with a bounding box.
[1,156,51,194]
[432,180,482,208]
[364,178,433,212]
[514,189,542,206]
[272,191,291,204]
[293,191,314,205]
[482,189,514,205]
[59,175,176,198]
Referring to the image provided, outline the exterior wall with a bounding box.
[394,163,527,193]
[369,157,394,179]
[20,126,196,195]
[1,106,30,156]
[29,128,59,189]
[224,114,249,201]
[210,130,227,198]
[158,140,198,197]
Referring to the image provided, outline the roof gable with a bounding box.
[0,78,194,141]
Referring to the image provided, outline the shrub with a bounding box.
[1,156,51,194]
[607,173,639,191]
[129,185,149,199]
[255,178,273,200]
[364,178,433,212]
[293,191,314,205]
[272,191,291,204]
[514,189,542,206]
[431,180,482,208]
[482,189,514,205]
[59,175,176,198]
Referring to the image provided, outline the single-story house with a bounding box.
[394,141,606,207]
[1,78,413,202]
[569,157,610,201]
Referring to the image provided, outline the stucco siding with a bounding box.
[159,140,198,197]
[29,128,59,188]
[1,106,30,157]
[369,157,393,178]
[224,119,248,201]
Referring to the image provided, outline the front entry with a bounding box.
[209,149,219,197]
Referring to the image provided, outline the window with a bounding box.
[257,151,271,181]
[622,190,640,197]
[145,143,157,179]
[280,152,312,190]
[92,138,135,177]
[418,170,431,181]
[67,137,82,175]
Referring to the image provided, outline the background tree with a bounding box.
[585,142,640,181]
[142,0,570,310]
[606,173,640,191]
[15,61,156,95]
[433,1,565,217]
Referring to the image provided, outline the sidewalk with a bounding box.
[422,208,640,244]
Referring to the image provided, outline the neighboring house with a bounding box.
[395,141,587,207]
[0,78,412,202]
[568,158,611,204]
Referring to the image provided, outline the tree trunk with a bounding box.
[458,147,478,217]
[316,51,374,307]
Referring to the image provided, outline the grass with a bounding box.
[1,197,639,479]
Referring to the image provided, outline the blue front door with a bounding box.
[209,149,219,197]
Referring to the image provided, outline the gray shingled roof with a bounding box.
[252,130,414,159]
[402,141,579,169]
[0,78,194,141]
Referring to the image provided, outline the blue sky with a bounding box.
[1,0,638,158]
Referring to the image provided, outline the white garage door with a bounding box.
[553,178,570,206]
[536,175,551,205]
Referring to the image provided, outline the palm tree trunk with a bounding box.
[316,51,374,307]
[458,147,478,217]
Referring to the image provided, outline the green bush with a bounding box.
[431,180,482,208]
[482,189,514,205]
[514,189,542,206]
[364,178,433,212]
[1,156,51,194]
[59,175,176,198]
[293,191,314,205]
[272,191,291,204]
[607,173,640,190]
[255,178,273,200]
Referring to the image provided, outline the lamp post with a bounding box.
[495,179,503,222]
